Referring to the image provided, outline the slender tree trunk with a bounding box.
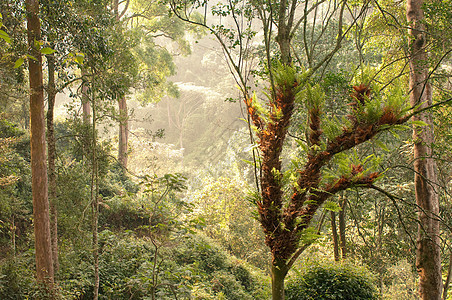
[443,253,452,300]
[113,0,129,169]
[271,258,288,300]
[118,97,128,168]
[407,0,443,298]
[339,199,347,259]
[46,53,59,274]
[11,215,16,257]
[331,211,340,261]
[22,100,29,130]
[91,96,100,300]
[81,70,91,125]
[26,0,55,293]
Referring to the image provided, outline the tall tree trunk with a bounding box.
[331,211,340,261]
[271,258,288,300]
[46,53,59,274]
[91,96,100,300]
[81,70,91,125]
[113,0,129,169]
[118,97,128,168]
[407,0,443,298]
[339,198,347,259]
[26,0,55,292]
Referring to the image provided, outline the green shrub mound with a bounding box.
[285,261,379,300]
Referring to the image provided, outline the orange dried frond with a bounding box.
[368,172,380,181]
[379,108,398,124]
[351,164,364,175]
[335,176,348,187]
[352,83,370,94]
[351,84,371,105]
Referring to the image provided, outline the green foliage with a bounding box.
[55,232,270,299]
[302,84,325,110]
[286,261,379,300]
[382,81,410,118]
[322,115,351,141]
[188,176,269,270]
[424,0,452,55]
[210,271,253,300]
[176,235,227,273]
[322,150,382,187]
[0,12,11,44]
[98,231,154,299]
[0,257,34,299]
[0,119,31,254]
[175,234,271,299]
[273,63,307,90]
[323,200,342,212]
[382,259,417,300]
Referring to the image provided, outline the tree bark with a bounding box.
[407,0,443,298]
[339,198,347,259]
[81,69,91,125]
[26,0,55,292]
[271,258,288,300]
[91,95,100,300]
[46,53,59,274]
[331,211,340,261]
[113,0,129,169]
[118,96,128,168]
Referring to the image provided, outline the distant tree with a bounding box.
[111,0,189,169]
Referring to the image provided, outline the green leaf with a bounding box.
[374,139,390,152]
[411,120,428,127]
[75,55,84,64]
[14,58,24,68]
[26,54,38,61]
[323,200,341,212]
[299,227,322,244]
[41,47,56,55]
[0,30,10,44]
[34,39,43,48]
[241,159,255,166]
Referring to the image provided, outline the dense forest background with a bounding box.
[0,0,451,299]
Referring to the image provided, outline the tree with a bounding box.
[169,0,415,298]
[26,0,55,294]
[112,0,129,169]
[111,0,189,169]
[406,0,443,298]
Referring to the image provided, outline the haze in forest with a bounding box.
[0,0,451,299]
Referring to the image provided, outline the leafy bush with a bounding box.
[175,235,227,273]
[211,271,253,300]
[286,261,379,300]
[175,234,271,299]
[0,252,36,299]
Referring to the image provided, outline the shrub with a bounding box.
[211,271,253,300]
[286,261,379,300]
[175,234,271,299]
